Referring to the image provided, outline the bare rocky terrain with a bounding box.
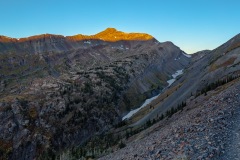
[100,78,240,160]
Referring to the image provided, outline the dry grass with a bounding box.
[29,107,38,118]
[209,57,237,72]
[0,139,13,154]
[218,57,237,68]
[226,42,240,53]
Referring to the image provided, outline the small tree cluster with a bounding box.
[197,74,240,97]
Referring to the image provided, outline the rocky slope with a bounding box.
[98,33,240,160]
[0,28,190,159]
[100,77,240,160]
[131,33,240,127]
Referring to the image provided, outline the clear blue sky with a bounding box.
[0,0,239,53]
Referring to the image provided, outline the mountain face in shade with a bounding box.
[0,28,153,55]
[0,28,190,160]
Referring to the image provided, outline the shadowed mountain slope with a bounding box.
[0,28,190,159]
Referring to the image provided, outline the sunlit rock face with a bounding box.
[0,28,153,44]
[67,28,154,42]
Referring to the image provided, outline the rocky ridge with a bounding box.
[0,28,153,43]
[68,28,153,42]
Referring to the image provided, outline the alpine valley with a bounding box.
[0,28,240,160]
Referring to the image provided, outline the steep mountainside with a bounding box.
[99,33,240,159]
[101,77,240,160]
[132,33,240,127]
[0,28,190,159]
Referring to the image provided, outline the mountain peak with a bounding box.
[68,28,153,42]
[102,28,118,33]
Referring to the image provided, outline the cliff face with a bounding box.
[0,28,190,159]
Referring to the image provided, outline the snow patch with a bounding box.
[84,41,91,44]
[112,46,125,50]
[167,69,183,86]
[122,69,184,121]
[182,52,191,58]
[122,92,161,120]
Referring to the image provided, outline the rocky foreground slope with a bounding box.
[0,29,190,159]
[100,77,240,160]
